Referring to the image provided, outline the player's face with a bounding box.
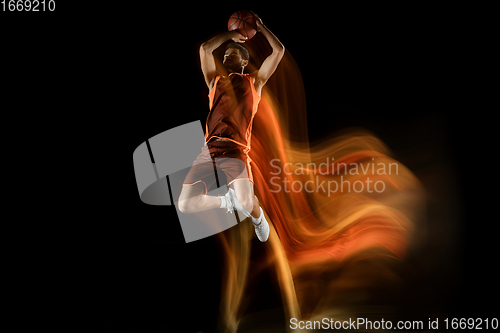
[223,48,247,72]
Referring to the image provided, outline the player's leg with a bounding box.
[218,149,258,217]
[232,179,269,242]
[179,146,233,214]
[231,179,260,218]
[178,182,221,214]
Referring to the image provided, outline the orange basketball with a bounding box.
[227,10,257,39]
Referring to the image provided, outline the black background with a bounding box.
[3,2,496,332]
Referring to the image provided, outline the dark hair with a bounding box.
[225,42,250,61]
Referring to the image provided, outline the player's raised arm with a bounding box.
[200,31,247,89]
[252,13,285,93]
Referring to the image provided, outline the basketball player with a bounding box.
[178,13,284,242]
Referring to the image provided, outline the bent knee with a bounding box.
[240,195,258,214]
[178,199,194,214]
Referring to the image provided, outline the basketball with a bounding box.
[227,10,258,39]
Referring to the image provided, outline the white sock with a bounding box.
[252,207,264,226]
[219,195,230,209]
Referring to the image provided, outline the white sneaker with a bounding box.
[253,208,269,242]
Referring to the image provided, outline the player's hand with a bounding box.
[251,11,263,32]
[229,31,247,43]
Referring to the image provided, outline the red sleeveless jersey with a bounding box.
[205,73,261,154]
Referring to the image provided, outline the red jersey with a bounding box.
[205,73,261,154]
